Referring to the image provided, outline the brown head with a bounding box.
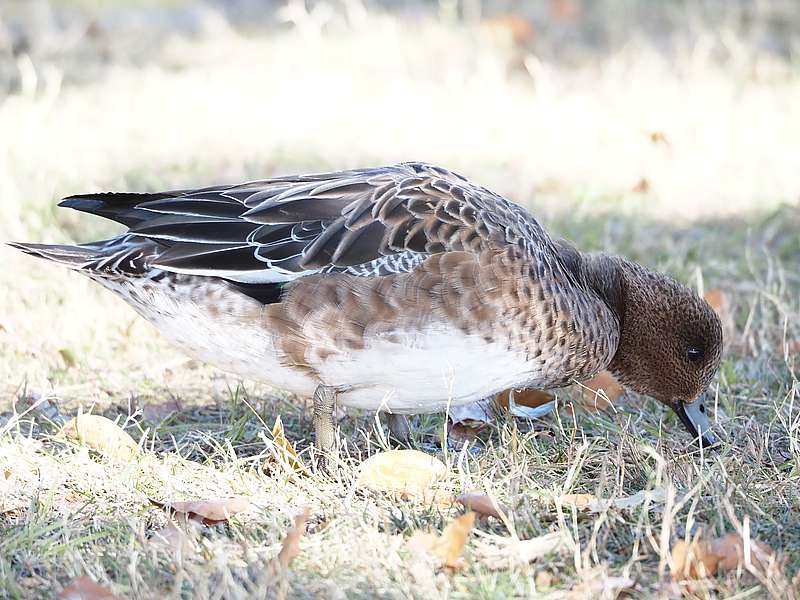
[583,254,724,447]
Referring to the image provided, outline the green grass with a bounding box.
[1,4,800,599]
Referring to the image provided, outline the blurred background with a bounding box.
[1,0,798,402]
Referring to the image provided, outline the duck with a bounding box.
[10,161,723,455]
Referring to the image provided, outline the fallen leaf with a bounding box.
[0,467,15,496]
[632,177,650,194]
[58,576,123,600]
[535,570,554,588]
[61,414,138,461]
[153,497,249,525]
[711,533,773,572]
[456,492,508,520]
[671,531,774,579]
[358,450,447,497]
[277,506,310,569]
[558,493,596,510]
[480,14,535,48]
[408,512,475,569]
[447,396,494,447]
[704,288,736,349]
[58,348,78,369]
[474,532,562,570]
[648,131,669,145]
[446,421,484,447]
[671,536,719,579]
[576,371,624,411]
[264,415,307,474]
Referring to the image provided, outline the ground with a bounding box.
[0,2,799,598]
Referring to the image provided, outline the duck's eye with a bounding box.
[687,346,704,362]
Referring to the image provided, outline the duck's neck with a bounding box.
[579,253,627,327]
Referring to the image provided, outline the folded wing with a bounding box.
[60,162,546,284]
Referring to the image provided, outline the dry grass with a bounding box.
[1,3,800,598]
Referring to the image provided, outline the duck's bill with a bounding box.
[674,393,718,448]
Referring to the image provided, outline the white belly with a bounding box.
[316,326,537,413]
[101,277,540,413]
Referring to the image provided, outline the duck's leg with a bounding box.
[313,384,338,465]
[386,413,411,447]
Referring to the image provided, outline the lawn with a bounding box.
[0,2,799,598]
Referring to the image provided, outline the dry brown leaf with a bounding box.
[358,450,447,497]
[407,512,475,570]
[448,397,493,432]
[447,421,484,446]
[632,177,651,194]
[480,15,535,48]
[0,467,15,496]
[577,371,624,411]
[58,576,123,600]
[704,288,735,348]
[550,0,581,20]
[649,131,670,145]
[535,570,554,588]
[671,532,774,579]
[455,492,508,520]
[671,537,719,579]
[61,414,138,461]
[558,493,596,510]
[711,533,774,572]
[153,497,249,525]
[264,415,307,474]
[277,506,311,569]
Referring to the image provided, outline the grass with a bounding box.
[1,3,799,598]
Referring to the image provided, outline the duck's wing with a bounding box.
[60,162,551,284]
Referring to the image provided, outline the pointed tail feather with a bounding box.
[7,241,100,270]
[59,191,178,228]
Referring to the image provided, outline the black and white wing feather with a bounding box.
[57,162,551,284]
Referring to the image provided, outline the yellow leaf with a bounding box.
[358,450,447,497]
[558,493,596,510]
[671,537,718,579]
[61,414,138,461]
[407,512,476,569]
[577,371,624,411]
[264,415,307,474]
